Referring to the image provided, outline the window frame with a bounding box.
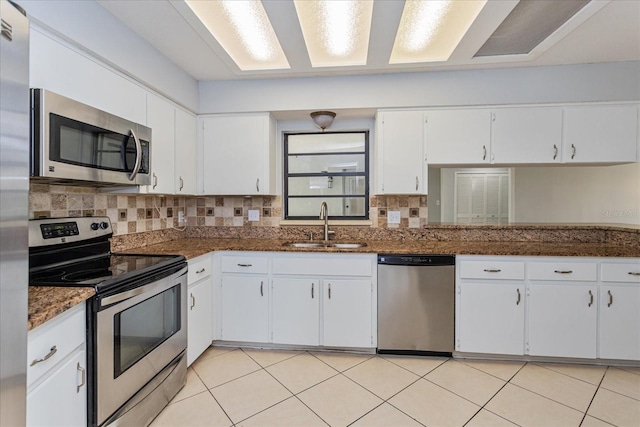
[284,131,370,220]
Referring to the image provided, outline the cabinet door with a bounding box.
[202,114,274,195]
[457,283,524,355]
[425,109,491,164]
[599,285,640,361]
[220,275,269,343]
[272,278,320,346]
[187,278,213,366]
[564,104,638,163]
[491,107,563,164]
[323,279,372,348]
[27,350,87,427]
[528,284,597,358]
[376,111,426,194]
[146,93,175,194]
[175,108,197,195]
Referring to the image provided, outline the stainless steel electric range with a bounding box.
[29,216,187,427]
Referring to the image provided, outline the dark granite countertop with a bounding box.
[28,287,95,331]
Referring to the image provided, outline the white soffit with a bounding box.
[390,0,487,64]
[184,0,289,71]
[294,0,373,68]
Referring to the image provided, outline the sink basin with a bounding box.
[282,242,367,249]
[330,243,367,249]
[283,242,325,248]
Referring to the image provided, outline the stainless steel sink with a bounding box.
[330,243,367,248]
[283,242,325,248]
[282,242,366,249]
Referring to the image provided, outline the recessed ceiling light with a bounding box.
[390,0,487,64]
[185,0,289,71]
[294,0,373,68]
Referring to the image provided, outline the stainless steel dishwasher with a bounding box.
[377,254,455,356]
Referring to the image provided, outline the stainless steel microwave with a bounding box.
[30,89,151,186]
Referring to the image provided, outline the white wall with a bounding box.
[200,61,640,114]
[513,163,640,224]
[23,0,198,111]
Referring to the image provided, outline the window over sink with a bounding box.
[284,131,369,220]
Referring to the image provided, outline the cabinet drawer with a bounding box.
[188,255,212,283]
[221,255,269,274]
[28,304,85,387]
[272,256,373,277]
[601,262,640,283]
[458,260,525,280]
[528,262,597,281]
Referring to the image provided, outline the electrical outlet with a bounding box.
[388,210,401,224]
[248,209,260,221]
[178,211,185,225]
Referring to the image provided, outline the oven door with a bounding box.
[95,267,187,426]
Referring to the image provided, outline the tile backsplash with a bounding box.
[29,184,429,236]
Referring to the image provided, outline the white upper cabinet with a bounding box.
[175,108,197,195]
[200,114,276,195]
[491,107,563,164]
[563,104,639,163]
[375,111,426,194]
[146,93,176,194]
[425,109,491,165]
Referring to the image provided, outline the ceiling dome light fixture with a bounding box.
[310,111,336,132]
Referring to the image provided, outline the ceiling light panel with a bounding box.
[294,0,373,67]
[185,0,289,71]
[390,0,487,64]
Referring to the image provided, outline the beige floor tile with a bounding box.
[580,415,616,427]
[465,409,518,427]
[210,370,292,424]
[351,402,422,427]
[196,346,237,362]
[298,374,383,427]
[266,353,338,394]
[382,354,448,376]
[192,349,261,389]
[425,360,506,406]
[242,348,301,367]
[237,397,327,427]
[171,367,207,403]
[344,357,420,400]
[457,359,525,381]
[388,378,480,427]
[510,363,598,412]
[310,351,373,372]
[600,367,640,400]
[486,384,584,427]
[534,361,607,385]
[618,366,640,376]
[150,391,231,427]
[588,387,640,427]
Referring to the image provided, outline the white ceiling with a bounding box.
[96,0,640,82]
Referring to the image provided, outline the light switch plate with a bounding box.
[248,209,260,221]
[388,210,401,224]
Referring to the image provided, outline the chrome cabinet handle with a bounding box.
[571,144,576,159]
[311,283,314,299]
[483,269,501,273]
[629,272,640,276]
[237,263,252,267]
[260,281,263,297]
[482,145,487,161]
[256,178,260,193]
[152,173,158,189]
[588,290,594,307]
[328,283,332,299]
[553,144,558,160]
[77,363,86,393]
[554,270,573,274]
[128,129,142,181]
[196,268,206,274]
[31,346,57,366]
[415,176,419,191]
[190,293,195,310]
[608,290,613,307]
[516,288,521,305]
[179,176,184,191]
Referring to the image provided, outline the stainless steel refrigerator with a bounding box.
[0,0,29,425]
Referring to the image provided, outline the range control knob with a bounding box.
[90,222,99,231]
[99,222,109,230]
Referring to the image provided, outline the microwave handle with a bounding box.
[128,129,142,181]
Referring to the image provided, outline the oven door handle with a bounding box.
[100,267,187,307]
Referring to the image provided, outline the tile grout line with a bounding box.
[579,365,618,427]
[533,361,608,388]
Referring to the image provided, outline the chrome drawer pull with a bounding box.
[483,269,501,273]
[608,290,613,307]
[629,272,640,276]
[554,270,573,274]
[31,345,57,366]
[77,363,86,393]
[237,263,253,267]
[588,290,594,307]
[190,293,196,310]
[196,268,206,274]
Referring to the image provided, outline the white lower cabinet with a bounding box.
[221,275,269,343]
[272,278,320,346]
[187,254,213,366]
[27,303,86,427]
[322,279,373,348]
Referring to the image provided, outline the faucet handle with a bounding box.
[309,232,314,241]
